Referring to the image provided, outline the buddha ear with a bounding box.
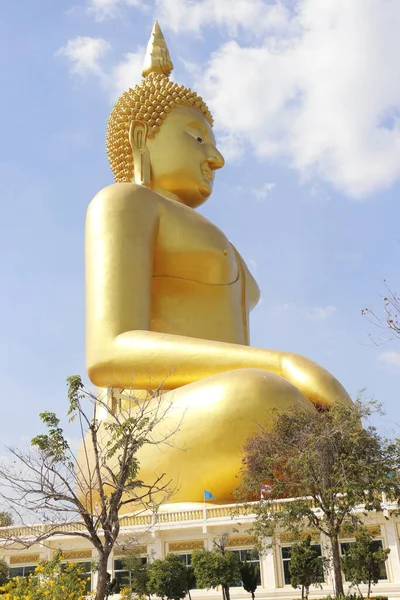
[129,120,148,152]
[129,120,151,187]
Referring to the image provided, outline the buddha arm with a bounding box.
[86,184,350,407]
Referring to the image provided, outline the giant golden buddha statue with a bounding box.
[85,23,350,503]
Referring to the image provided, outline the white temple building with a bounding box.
[1,498,400,599]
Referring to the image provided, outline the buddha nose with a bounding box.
[207,146,225,171]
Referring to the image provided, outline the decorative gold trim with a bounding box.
[10,553,40,565]
[225,536,256,547]
[339,524,382,539]
[366,525,382,537]
[60,550,92,560]
[115,545,147,556]
[279,529,319,544]
[169,540,205,552]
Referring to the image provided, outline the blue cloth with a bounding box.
[204,490,215,500]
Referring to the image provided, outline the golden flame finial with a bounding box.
[142,21,174,78]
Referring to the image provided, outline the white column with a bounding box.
[92,549,99,592]
[320,532,333,589]
[384,517,400,583]
[205,535,214,551]
[149,532,163,560]
[262,540,277,590]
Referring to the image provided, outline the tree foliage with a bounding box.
[0,559,9,586]
[288,536,324,600]
[121,551,150,597]
[185,564,196,600]
[239,561,259,600]
[147,553,188,600]
[0,513,13,528]
[0,553,88,600]
[341,531,390,598]
[0,376,180,600]
[239,397,400,597]
[192,548,241,600]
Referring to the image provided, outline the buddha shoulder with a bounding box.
[87,183,160,226]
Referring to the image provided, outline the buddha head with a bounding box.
[106,22,224,208]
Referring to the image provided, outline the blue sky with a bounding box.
[1,0,400,449]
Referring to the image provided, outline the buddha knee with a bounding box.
[222,368,313,413]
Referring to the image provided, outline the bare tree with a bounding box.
[362,280,400,343]
[0,375,181,600]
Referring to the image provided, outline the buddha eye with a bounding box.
[188,131,204,144]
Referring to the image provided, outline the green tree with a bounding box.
[0,512,13,527]
[341,531,390,598]
[239,561,259,600]
[105,572,118,599]
[148,553,187,600]
[121,551,150,598]
[192,548,241,600]
[240,397,400,597]
[0,559,9,586]
[0,552,87,600]
[185,565,196,600]
[0,376,179,600]
[288,536,324,600]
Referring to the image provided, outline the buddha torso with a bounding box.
[140,191,260,345]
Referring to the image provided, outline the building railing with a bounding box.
[0,495,395,542]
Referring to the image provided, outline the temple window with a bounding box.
[9,564,36,578]
[280,544,324,586]
[231,548,262,586]
[177,552,192,566]
[175,553,199,588]
[113,556,147,592]
[340,540,388,580]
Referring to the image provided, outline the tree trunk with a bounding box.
[251,592,255,600]
[224,585,231,600]
[330,534,344,597]
[95,551,110,600]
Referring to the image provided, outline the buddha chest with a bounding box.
[154,198,238,285]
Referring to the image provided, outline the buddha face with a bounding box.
[145,105,225,208]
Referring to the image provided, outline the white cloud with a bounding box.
[156,0,292,36]
[279,303,337,320]
[252,182,276,199]
[56,37,111,77]
[379,351,400,368]
[177,0,400,198]
[108,50,145,100]
[56,36,144,102]
[87,0,145,21]
[307,305,337,320]
[309,183,331,205]
[60,0,400,197]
